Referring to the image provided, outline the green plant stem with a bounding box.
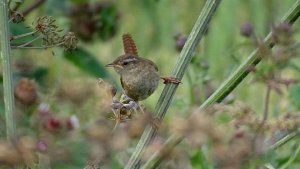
[15,34,42,47]
[141,1,300,168]
[124,1,221,168]
[22,0,46,16]
[279,142,300,169]
[11,42,64,49]
[0,0,17,142]
[186,69,195,105]
[10,30,38,41]
[265,129,300,150]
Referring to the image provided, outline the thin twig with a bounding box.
[11,41,64,49]
[22,0,45,16]
[8,0,11,8]
[262,85,271,124]
[10,30,38,41]
[252,85,272,157]
[14,34,42,47]
[12,0,23,11]
[265,129,300,151]
[278,142,300,169]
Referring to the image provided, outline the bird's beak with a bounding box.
[106,63,123,69]
[106,63,115,67]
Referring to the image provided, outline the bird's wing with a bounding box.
[120,76,125,89]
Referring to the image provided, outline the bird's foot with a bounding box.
[161,77,181,84]
[120,93,134,103]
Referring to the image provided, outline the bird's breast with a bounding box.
[121,67,159,101]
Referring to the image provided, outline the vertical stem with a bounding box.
[0,0,17,142]
[262,85,271,123]
[186,70,195,105]
[252,85,271,154]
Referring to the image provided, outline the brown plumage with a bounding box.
[122,33,138,56]
[106,33,160,101]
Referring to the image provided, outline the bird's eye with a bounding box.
[121,58,136,66]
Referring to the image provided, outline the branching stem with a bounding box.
[11,41,64,49]
[10,30,38,41]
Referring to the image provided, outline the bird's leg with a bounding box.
[111,109,121,132]
[123,100,141,114]
[110,98,125,132]
[161,77,181,84]
[111,99,123,111]
[137,103,145,114]
[120,93,145,114]
[120,93,132,103]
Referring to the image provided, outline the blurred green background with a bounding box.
[2,0,300,168]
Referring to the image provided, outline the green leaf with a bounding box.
[289,84,300,110]
[13,67,48,86]
[31,67,49,84]
[216,113,232,124]
[190,149,213,169]
[97,3,118,40]
[10,23,41,45]
[44,0,68,15]
[52,139,90,169]
[63,47,109,78]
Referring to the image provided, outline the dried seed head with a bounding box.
[277,22,292,33]
[272,22,293,45]
[16,136,37,165]
[66,115,80,130]
[45,117,62,131]
[174,34,187,52]
[37,140,48,153]
[240,22,253,37]
[14,59,33,74]
[10,11,24,23]
[0,141,20,165]
[122,33,138,55]
[86,119,111,142]
[38,103,51,115]
[14,78,38,105]
[63,32,78,50]
[128,114,150,138]
[35,16,63,46]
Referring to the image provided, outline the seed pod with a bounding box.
[14,78,38,105]
[174,34,187,52]
[240,22,253,37]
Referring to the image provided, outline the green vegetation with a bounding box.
[0,0,300,168]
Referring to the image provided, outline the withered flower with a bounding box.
[14,78,38,105]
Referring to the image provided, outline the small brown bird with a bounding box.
[106,33,160,101]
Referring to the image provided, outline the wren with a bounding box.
[106,33,160,101]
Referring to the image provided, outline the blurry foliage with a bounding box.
[63,48,109,78]
[290,84,300,110]
[68,1,119,41]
